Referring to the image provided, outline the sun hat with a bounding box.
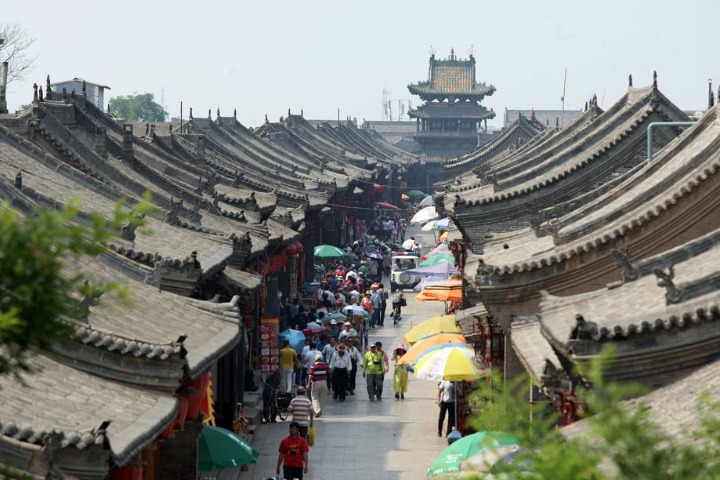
[315,353,323,361]
[330,319,337,325]
[336,344,347,352]
[344,321,351,326]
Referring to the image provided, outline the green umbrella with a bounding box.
[406,189,426,200]
[313,244,347,260]
[420,253,455,267]
[426,431,519,477]
[325,312,348,322]
[198,425,260,471]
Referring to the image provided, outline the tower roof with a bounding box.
[408,49,496,101]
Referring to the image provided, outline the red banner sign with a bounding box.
[259,317,280,374]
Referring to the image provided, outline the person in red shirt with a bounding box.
[277,421,309,479]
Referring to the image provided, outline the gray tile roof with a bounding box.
[0,353,177,466]
[510,319,564,384]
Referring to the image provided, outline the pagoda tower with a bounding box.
[408,49,496,159]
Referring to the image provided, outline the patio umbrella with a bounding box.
[403,315,459,345]
[197,425,260,471]
[416,288,462,303]
[426,431,519,478]
[413,346,488,382]
[313,244,347,260]
[419,195,435,207]
[421,220,437,231]
[406,189,426,200]
[405,262,460,278]
[375,201,400,210]
[401,193,410,201]
[420,253,455,267]
[397,334,467,365]
[439,231,449,242]
[279,329,306,354]
[426,242,451,256]
[402,238,416,250]
[410,206,439,225]
[434,217,452,230]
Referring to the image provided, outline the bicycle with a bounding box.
[391,303,403,324]
[272,388,292,421]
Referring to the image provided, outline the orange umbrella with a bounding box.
[397,333,466,365]
[416,288,462,303]
[401,193,410,201]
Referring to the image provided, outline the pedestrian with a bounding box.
[329,343,352,401]
[375,341,390,390]
[392,344,408,400]
[437,380,456,437]
[279,340,298,393]
[362,343,386,401]
[307,353,329,418]
[288,386,313,439]
[345,338,362,395]
[261,368,281,423]
[379,283,388,326]
[322,337,337,363]
[300,341,318,388]
[371,286,382,327]
[276,421,309,480]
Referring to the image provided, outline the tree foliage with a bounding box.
[465,349,720,479]
[0,23,36,85]
[0,193,156,377]
[108,92,166,122]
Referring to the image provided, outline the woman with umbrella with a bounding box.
[392,344,408,400]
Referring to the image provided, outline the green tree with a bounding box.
[466,349,720,479]
[108,92,166,122]
[0,193,156,377]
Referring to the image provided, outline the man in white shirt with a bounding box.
[344,338,362,396]
[328,343,353,401]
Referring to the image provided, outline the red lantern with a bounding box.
[294,241,304,254]
[186,387,204,421]
[285,243,298,256]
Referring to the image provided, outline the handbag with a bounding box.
[307,426,315,447]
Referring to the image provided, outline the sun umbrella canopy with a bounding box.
[401,193,410,201]
[397,334,467,365]
[405,262,460,277]
[421,220,437,231]
[406,189,426,199]
[439,232,449,241]
[416,289,463,303]
[411,206,439,225]
[324,312,348,322]
[413,346,488,381]
[306,321,324,332]
[313,244,347,259]
[420,253,455,267]
[341,305,368,318]
[419,195,435,207]
[279,329,306,354]
[426,431,519,477]
[434,217,452,230]
[198,426,260,471]
[403,315,459,345]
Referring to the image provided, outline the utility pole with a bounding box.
[560,67,567,128]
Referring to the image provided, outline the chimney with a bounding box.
[0,62,8,114]
[95,127,107,158]
[122,124,134,162]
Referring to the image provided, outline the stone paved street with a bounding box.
[238,227,452,479]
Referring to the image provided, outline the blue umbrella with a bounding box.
[279,329,306,354]
[405,263,460,277]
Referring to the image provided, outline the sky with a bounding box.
[3,0,719,129]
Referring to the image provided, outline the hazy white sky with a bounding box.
[4,0,719,128]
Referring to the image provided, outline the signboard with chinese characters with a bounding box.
[259,317,280,373]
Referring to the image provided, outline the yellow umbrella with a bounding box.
[403,315,459,346]
[397,333,466,365]
[413,346,488,382]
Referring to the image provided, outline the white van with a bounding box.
[390,255,421,292]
